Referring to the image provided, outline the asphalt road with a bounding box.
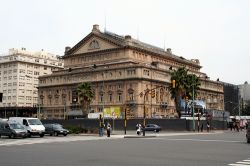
[0,130,249,166]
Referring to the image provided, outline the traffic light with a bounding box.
[125,108,130,120]
[185,96,189,102]
[151,89,155,98]
[172,80,176,88]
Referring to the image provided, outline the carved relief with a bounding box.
[89,40,100,50]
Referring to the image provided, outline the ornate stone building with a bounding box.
[38,24,224,119]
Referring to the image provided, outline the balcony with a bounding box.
[126,100,136,106]
[160,102,168,109]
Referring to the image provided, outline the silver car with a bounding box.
[0,121,28,138]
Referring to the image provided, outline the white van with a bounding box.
[9,117,45,137]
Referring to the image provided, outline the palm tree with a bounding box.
[77,82,94,117]
[185,74,200,100]
[169,67,200,118]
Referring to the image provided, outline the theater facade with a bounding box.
[38,24,224,119]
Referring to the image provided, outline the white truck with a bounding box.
[9,117,45,137]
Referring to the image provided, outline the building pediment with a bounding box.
[65,32,124,56]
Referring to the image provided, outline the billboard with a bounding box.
[103,107,121,118]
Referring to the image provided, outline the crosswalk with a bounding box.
[228,158,250,166]
[0,135,124,147]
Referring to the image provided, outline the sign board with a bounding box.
[104,107,121,118]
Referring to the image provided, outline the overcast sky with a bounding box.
[0,0,249,85]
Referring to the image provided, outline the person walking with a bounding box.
[136,123,142,135]
[106,123,111,137]
[206,121,210,132]
[100,122,105,136]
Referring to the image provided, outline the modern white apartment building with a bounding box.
[0,48,63,117]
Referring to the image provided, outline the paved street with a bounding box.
[0,130,249,166]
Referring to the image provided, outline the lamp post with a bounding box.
[38,103,40,119]
[4,106,6,118]
[15,104,18,117]
[102,72,105,124]
[192,75,195,131]
[143,89,150,136]
[63,94,66,120]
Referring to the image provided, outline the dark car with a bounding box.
[44,124,69,136]
[0,121,27,138]
[246,124,250,143]
[143,124,161,132]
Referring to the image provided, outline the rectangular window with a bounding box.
[34,71,40,75]
[118,94,122,102]
[19,69,25,73]
[100,94,103,102]
[109,94,112,102]
[27,70,33,75]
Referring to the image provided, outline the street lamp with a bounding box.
[62,94,66,120]
[143,89,150,136]
[15,104,18,117]
[192,75,195,131]
[102,72,106,124]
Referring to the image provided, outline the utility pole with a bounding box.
[192,75,195,131]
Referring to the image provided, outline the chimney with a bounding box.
[65,46,71,54]
[167,48,172,54]
[125,35,132,45]
[125,35,131,40]
[92,24,100,32]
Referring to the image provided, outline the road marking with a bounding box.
[0,135,124,147]
[149,137,242,143]
[237,162,250,164]
[228,158,250,166]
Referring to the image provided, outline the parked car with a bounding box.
[0,121,27,138]
[9,117,45,137]
[246,124,250,143]
[143,124,161,132]
[44,124,69,136]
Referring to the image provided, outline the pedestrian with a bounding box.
[229,122,233,131]
[206,121,210,132]
[136,123,142,135]
[100,122,105,136]
[233,121,236,131]
[197,120,200,132]
[106,123,111,137]
[201,123,203,132]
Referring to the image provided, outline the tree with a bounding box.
[77,82,94,117]
[169,67,200,118]
[242,101,250,116]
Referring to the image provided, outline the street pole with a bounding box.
[38,104,40,119]
[4,106,6,118]
[64,101,66,120]
[102,72,105,124]
[143,92,147,136]
[192,75,195,131]
[16,105,18,117]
